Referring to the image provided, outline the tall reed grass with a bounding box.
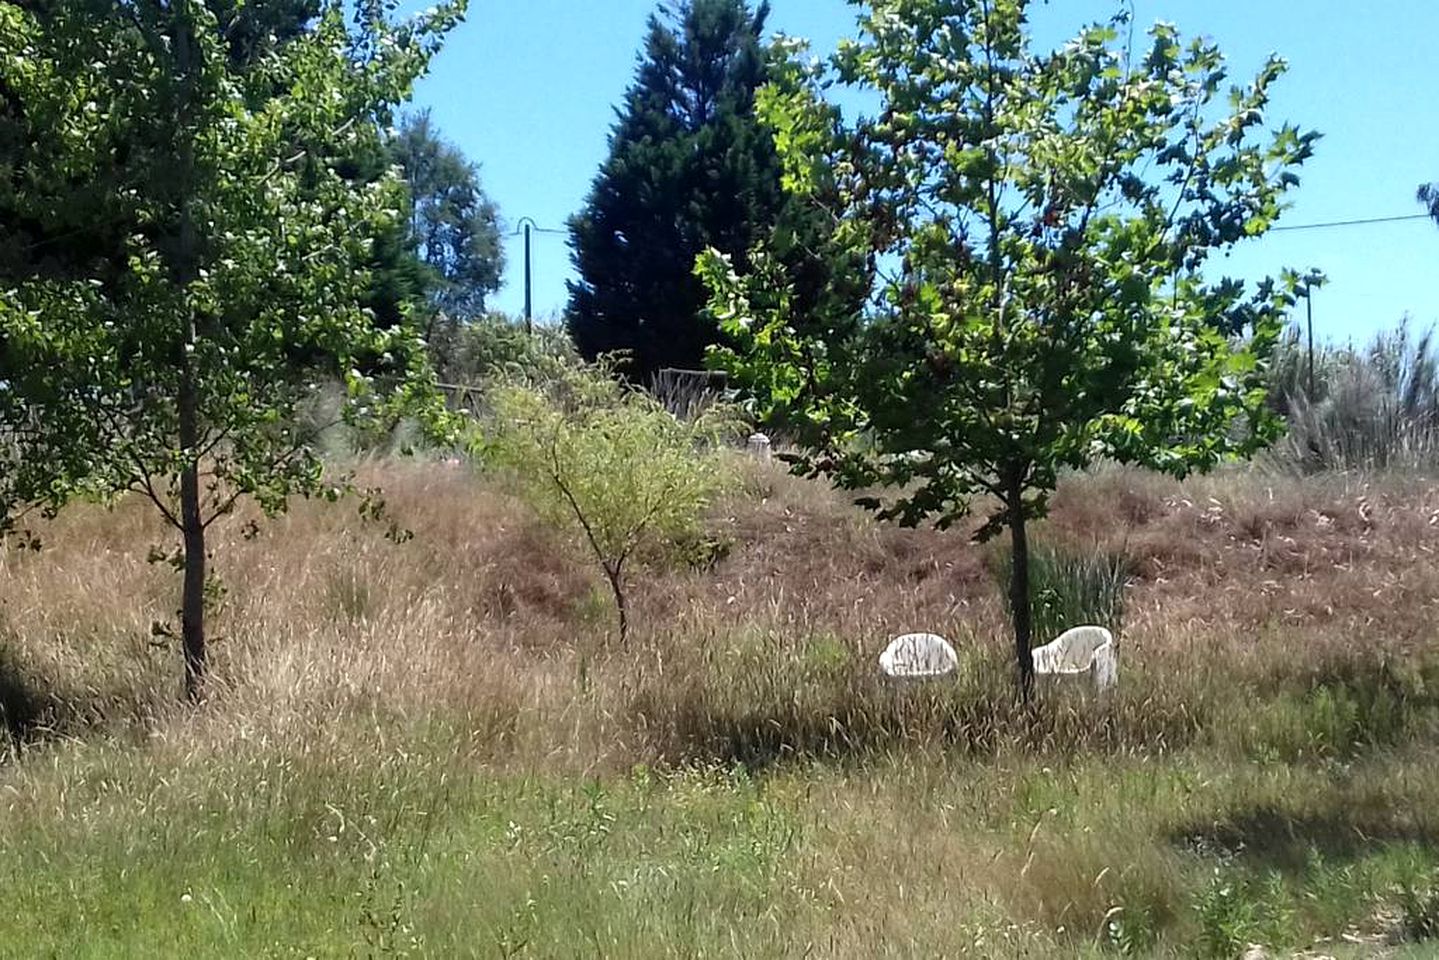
[1269,319,1439,472]
[990,540,1130,646]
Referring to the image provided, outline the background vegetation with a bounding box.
[1268,320,1439,473]
[3,0,1439,956]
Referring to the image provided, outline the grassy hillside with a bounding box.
[3,460,1439,957]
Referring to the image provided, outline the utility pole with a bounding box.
[1302,271,1324,399]
[1307,288,1315,399]
[515,217,536,336]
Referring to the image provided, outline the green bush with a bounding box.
[285,319,577,462]
[440,314,577,390]
[481,363,737,642]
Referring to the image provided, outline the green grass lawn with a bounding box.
[5,726,1439,958]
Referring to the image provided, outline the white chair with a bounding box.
[879,633,958,678]
[1031,625,1117,692]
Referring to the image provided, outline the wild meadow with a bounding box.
[4,434,1439,957]
[5,0,1439,956]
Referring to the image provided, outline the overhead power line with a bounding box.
[1272,213,1432,233]
[510,217,566,334]
[491,212,1431,328]
[503,216,1434,237]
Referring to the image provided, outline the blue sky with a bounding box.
[410,0,1439,343]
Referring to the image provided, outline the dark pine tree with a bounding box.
[566,0,864,382]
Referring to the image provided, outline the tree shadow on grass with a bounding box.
[0,645,45,751]
[1175,803,1439,874]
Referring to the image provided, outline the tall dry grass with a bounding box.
[2,457,1436,770]
[5,458,1439,955]
[1269,320,1439,472]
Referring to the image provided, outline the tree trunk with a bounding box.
[176,292,207,700]
[1007,477,1034,702]
[604,563,629,645]
[173,2,206,703]
[178,428,206,703]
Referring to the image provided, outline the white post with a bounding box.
[746,432,772,463]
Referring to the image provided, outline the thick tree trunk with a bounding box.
[1007,477,1034,702]
[178,431,206,703]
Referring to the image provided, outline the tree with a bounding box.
[0,1,430,352]
[0,0,322,285]
[389,111,504,373]
[485,365,733,644]
[566,0,866,382]
[0,0,462,700]
[698,0,1317,696]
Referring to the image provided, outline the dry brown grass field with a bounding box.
[3,459,1439,958]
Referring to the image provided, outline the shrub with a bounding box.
[1193,870,1261,959]
[287,319,578,462]
[440,314,577,391]
[482,364,737,642]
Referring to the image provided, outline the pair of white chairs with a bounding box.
[879,626,1117,691]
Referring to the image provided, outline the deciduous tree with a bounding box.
[699,0,1318,696]
[389,110,504,374]
[485,365,733,643]
[0,0,461,699]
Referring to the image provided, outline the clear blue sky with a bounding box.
[410,0,1439,343]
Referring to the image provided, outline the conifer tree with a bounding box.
[566,0,864,381]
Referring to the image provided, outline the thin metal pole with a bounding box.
[523,221,533,336]
[1307,289,1315,398]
